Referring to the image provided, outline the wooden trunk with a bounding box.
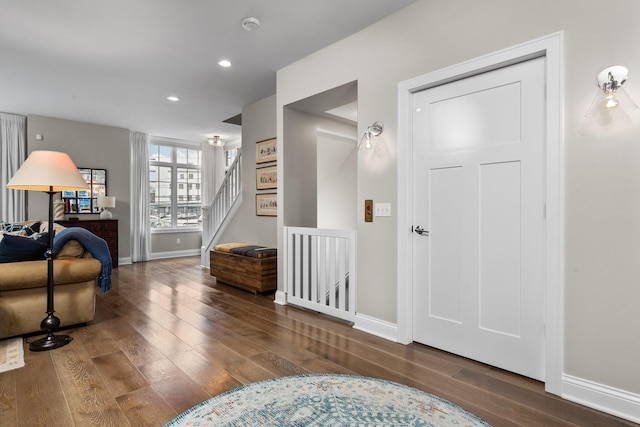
[210,250,277,293]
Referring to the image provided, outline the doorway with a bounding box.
[411,57,546,380]
[281,81,360,322]
[397,33,564,394]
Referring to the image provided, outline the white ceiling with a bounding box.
[0,0,416,144]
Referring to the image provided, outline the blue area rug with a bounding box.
[165,374,491,426]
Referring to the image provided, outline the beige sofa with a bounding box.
[0,239,102,339]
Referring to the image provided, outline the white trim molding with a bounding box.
[118,257,132,266]
[563,375,640,424]
[397,32,564,395]
[151,248,201,260]
[353,313,398,343]
[274,290,287,306]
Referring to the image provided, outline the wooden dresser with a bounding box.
[57,219,119,268]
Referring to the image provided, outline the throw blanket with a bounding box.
[53,227,112,293]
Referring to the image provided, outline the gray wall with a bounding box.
[282,108,319,229]
[151,230,201,257]
[283,108,357,229]
[317,130,357,230]
[219,95,277,247]
[26,115,131,262]
[276,0,640,405]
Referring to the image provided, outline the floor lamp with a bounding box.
[6,150,89,351]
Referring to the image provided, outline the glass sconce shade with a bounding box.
[581,66,637,134]
[584,85,636,129]
[358,121,384,151]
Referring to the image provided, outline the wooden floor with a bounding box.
[0,256,637,426]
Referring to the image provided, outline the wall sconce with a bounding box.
[207,136,226,146]
[582,65,637,132]
[358,121,384,150]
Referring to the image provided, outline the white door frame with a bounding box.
[397,32,564,395]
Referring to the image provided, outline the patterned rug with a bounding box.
[0,337,25,374]
[165,374,491,426]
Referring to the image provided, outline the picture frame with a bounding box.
[256,138,277,164]
[256,165,277,190]
[256,193,277,216]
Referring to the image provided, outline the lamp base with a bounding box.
[29,333,73,352]
[100,209,112,219]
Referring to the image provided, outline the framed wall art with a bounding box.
[256,165,277,190]
[256,138,277,164]
[256,193,277,216]
[62,167,107,214]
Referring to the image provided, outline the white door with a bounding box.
[412,57,546,380]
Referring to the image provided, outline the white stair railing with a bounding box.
[200,151,242,267]
[285,226,356,322]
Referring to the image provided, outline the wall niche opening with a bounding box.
[283,81,358,230]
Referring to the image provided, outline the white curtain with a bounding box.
[0,113,27,222]
[130,131,151,262]
[201,143,226,206]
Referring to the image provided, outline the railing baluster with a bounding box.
[319,236,327,304]
[338,237,346,312]
[285,227,356,322]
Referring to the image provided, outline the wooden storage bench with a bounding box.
[210,243,277,293]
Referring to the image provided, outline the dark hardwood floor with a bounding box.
[0,256,637,426]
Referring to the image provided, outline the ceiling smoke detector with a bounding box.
[241,17,261,32]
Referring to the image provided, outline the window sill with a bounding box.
[151,227,202,234]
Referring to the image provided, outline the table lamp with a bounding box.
[97,196,115,219]
[6,150,89,351]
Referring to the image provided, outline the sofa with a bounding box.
[0,221,103,339]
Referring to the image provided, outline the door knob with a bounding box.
[414,226,429,236]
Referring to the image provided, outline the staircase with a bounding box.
[200,150,242,268]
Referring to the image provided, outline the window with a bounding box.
[149,140,202,229]
[225,148,238,171]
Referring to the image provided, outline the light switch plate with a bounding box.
[374,202,391,217]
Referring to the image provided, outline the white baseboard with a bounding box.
[562,374,640,424]
[274,290,287,305]
[347,318,640,424]
[353,313,399,342]
[150,248,201,260]
[118,257,132,266]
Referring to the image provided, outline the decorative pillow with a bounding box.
[0,232,49,263]
[40,221,67,234]
[0,220,41,235]
[230,245,277,258]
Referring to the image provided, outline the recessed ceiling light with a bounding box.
[167,96,179,102]
[218,59,232,68]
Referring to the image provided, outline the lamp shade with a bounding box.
[97,196,116,208]
[6,151,89,192]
